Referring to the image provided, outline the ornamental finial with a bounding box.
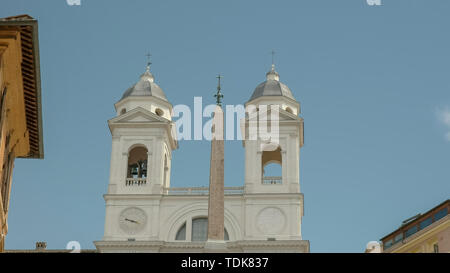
[145,53,152,71]
[214,74,224,107]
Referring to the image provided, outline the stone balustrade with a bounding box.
[163,186,244,195]
[125,178,147,186]
[262,176,282,185]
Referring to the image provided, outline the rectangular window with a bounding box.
[384,239,393,249]
[0,86,6,138]
[434,208,448,222]
[393,233,403,244]
[0,87,4,110]
[191,218,208,242]
[405,226,418,238]
[0,53,3,86]
[1,152,14,212]
[420,217,433,230]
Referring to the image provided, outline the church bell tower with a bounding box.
[242,64,304,195]
[102,62,177,241]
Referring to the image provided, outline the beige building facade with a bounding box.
[380,200,450,253]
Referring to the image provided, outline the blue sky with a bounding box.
[2,0,450,252]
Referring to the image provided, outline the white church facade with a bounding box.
[94,63,309,253]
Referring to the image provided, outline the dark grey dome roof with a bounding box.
[121,68,168,102]
[249,65,295,102]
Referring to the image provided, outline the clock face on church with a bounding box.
[119,207,147,235]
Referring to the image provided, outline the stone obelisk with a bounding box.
[205,75,226,251]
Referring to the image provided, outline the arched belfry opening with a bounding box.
[261,146,282,185]
[127,146,148,179]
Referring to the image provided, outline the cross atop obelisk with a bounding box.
[206,75,225,250]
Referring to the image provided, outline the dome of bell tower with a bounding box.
[248,64,296,102]
[120,65,168,102]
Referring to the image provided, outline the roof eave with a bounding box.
[1,16,44,159]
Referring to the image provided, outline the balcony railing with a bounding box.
[164,187,244,195]
[125,178,147,186]
[262,176,282,185]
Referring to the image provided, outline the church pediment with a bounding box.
[109,107,169,124]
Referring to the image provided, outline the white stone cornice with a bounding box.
[94,239,310,252]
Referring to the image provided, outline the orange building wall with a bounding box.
[0,27,32,252]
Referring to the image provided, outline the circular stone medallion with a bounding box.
[256,207,286,235]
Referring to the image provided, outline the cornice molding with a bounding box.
[94,239,310,251]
